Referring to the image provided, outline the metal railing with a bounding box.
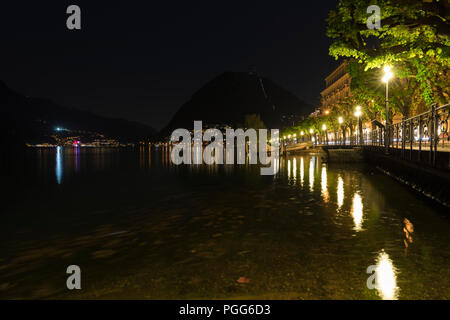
[371,103,450,166]
[284,103,450,168]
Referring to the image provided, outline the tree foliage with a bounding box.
[283,0,449,140]
[244,114,266,130]
[327,0,449,104]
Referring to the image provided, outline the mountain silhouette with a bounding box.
[0,81,156,146]
[161,72,314,136]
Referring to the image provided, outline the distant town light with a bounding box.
[309,129,314,134]
[300,131,304,136]
[338,116,344,124]
[322,124,327,131]
[288,135,292,139]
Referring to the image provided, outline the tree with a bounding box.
[335,95,359,141]
[347,60,384,122]
[327,0,450,105]
[244,114,265,130]
[244,114,266,143]
[348,59,423,121]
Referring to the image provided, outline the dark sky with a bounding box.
[1,1,340,130]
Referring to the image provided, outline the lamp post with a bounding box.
[309,128,314,145]
[354,106,362,145]
[338,116,344,145]
[322,124,327,145]
[382,66,393,152]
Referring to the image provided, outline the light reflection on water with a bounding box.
[337,175,344,209]
[74,147,80,173]
[321,164,329,203]
[309,157,315,191]
[403,218,414,255]
[375,250,399,300]
[293,158,297,184]
[287,159,291,180]
[300,157,304,186]
[55,146,62,185]
[272,156,279,177]
[351,193,364,231]
[4,148,450,299]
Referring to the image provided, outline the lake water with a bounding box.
[1,147,450,299]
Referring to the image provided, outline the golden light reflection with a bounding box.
[225,145,233,164]
[139,146,145,168]
[300,157,304,186]
[162,145,166,167]
[375,250,399,300]
[293,158,297,183]
[321,165,329,202]
[288,160,291,180]
[273,156,279,176]
[351,193,363,231]
[403,218,414,255]
[309,157,315,191]
[337,176,344,209]
[148,146,152,167]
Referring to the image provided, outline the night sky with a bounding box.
[1,1,340,130]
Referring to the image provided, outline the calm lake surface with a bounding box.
[1,147,450,299]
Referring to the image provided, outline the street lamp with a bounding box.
[309,128,315,144]
[354,106,362,144]
[322,124,327,145]
[338,117,344,145]
[382,65,394,151]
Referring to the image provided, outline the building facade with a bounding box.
[320,60,351,113]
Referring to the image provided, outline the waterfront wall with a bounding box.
[326,147,364,162]
[362,149,450,207]
[294,146,450,207]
